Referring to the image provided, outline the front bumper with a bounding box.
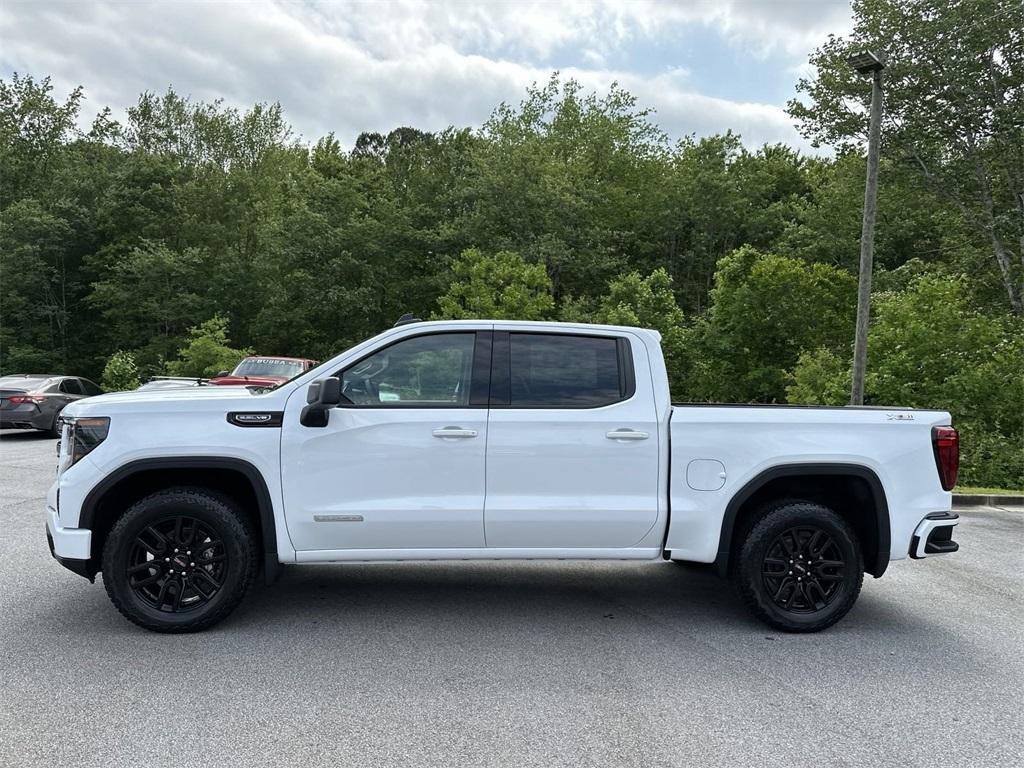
[46,504,94,580]
[909,511,959,559]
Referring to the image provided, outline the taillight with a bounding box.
[7,394,46,405]
[932,426,959,491]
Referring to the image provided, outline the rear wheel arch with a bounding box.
[714,463,890,579]
[80,457,281,584]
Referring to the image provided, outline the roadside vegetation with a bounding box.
[955,487,1024,496]
[1,0,1020,487]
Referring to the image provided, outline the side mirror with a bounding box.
[300,377,342,427]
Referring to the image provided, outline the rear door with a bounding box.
[58,378,85,400]
[484,329,660,549]
[79,379,103,397]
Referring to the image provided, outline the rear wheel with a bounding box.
[44,411,62,438]
[101,488,257,633]
[735,501,863,633]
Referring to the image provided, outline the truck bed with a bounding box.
[665,403,952,568]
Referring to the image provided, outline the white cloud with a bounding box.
[0,0,850,152]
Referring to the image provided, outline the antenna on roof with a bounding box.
[393,313,422,327]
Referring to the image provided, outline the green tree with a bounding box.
[576,268,689,394]
[0,74,84,206]
[785,348,850,406]
[664,136,815,311]
[690,246,857,402]
[100,350,141,392]
[167,315,252,378]
[434,248,554,320]
[88,241,217,367]
[790,0,1024,312]
[788,275,1023,487]
[464,75,670,300]
[0,74,119,376]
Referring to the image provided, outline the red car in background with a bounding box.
[208,356,318,388]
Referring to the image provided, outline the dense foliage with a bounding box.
[1,0,1021,485]
[100,350,140,392]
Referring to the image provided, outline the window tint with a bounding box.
[510,334,623,407]
[340,333,476,407]
[59,379,84,395]
[80,379,102,396]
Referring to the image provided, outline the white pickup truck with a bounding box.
[46,319,961,633]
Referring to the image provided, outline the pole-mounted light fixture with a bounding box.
[846,50,885,75]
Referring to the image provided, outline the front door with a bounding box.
[281,330,491,553]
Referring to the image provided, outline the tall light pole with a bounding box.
[847,50,884,406]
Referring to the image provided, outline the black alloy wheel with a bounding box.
[126,515,229,613]
[735,501,864,633]
[761,526,846,613]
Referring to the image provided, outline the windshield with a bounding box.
[230,358,304,378]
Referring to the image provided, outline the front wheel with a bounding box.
[735,501,864,633]
[101,488,257,633]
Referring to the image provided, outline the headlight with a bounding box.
[59,416,110,469]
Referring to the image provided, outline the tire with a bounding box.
[44,410,62,438]
[734,501,864,633]
[101,488,257,633]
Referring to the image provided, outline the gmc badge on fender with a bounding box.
[226,412,283,427]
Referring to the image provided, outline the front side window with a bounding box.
[340,333,476,407]
[509,334,624,407]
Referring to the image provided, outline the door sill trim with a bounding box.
[294,547,661,562]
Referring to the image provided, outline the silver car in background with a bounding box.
[0,375,102,436]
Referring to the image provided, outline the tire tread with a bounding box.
[101,487,256,633]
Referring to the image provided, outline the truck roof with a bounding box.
[390,319,662,339]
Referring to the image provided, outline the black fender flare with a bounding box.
[79,456,281,584]
[713,463,890,578]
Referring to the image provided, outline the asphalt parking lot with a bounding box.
[1,429,1021,767]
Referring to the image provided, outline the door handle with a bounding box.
[606,429,649,441]
[432,427,478,438]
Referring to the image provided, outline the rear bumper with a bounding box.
[0,410,49,429]
[46,504,94,580]
[909,511,959,559]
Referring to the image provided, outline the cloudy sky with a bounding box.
[1,1,853,152]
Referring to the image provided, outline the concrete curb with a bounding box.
[953,494,1024,508]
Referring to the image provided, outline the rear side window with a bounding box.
[80,379,102,396]
[509,334,628,407]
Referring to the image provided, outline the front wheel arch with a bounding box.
[80,457,281,584]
